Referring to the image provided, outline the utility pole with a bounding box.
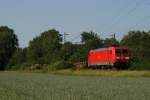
[110,33,116,40]
[63,33,69,44]
[63,33,69,61]
[113,33,116,40]
[110,33,117,46]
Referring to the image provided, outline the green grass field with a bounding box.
[0,71,150,100]
[50,69,150,77]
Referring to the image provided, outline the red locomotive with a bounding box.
[88,47,130,69]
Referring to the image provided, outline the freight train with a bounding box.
[88,47,130,69]
[75,46,130,69]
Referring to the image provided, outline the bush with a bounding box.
[27,64,43,70]
[6,63,31,70]
[48,61,73,71]
[129,61,150,70]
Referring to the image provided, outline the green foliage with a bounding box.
[121,30,150,62]
[27,29,62,64]
[7,48,27,69]
[28,64,43,70]
[60,42,75,61]
[71,31,103,62]
[103,38,119,47]
[68,44,82,62]
[81,31,100,43]
[1,25,150,71]
[7,63,31,71]
[48,61,73,71]
[0,26,18,70]
[130,61,150,70]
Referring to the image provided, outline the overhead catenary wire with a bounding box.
[129,15,150,31]
[70,34,81,43]
[70,31,106,43]
[128,0,150,30]
[66,1,134,43]
[66,0,148,44]
[103,0,134,32]
[104,0,144,35]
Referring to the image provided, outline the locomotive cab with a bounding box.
[114,48,130,68]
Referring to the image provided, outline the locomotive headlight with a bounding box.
[125,57,130,60]
[116,57,120,59]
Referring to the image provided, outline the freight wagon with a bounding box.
[88,47,130,69]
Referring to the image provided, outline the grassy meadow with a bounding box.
[49,69,150,77]
[0,71,150,100]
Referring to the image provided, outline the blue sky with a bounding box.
[0,0,150,47]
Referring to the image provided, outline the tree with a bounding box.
[71,31,103,62]
[27,36,44,64]
[7,48,27,69]
[81,31,100,43]
[27,29,62,64]
[103,38,119,47]
[121,30,150,61]
[60,42,74,61]
[0,26,18,70]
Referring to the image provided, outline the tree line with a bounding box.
[0,26,150,70]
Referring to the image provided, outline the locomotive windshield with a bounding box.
[116,49,128,54]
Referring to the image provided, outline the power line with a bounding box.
[66,1,136,43]
[69,32,117,44]
[63,33,69,44]
[105,0,144,34]
[66,0,146,44]
[129,15,150,30]
[103,0,133,32]
[70,34,81,43]
[128,0,150,30]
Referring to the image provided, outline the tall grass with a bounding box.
[50,69,150,77]
[130,61,150,70]
[0,72,150,100]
